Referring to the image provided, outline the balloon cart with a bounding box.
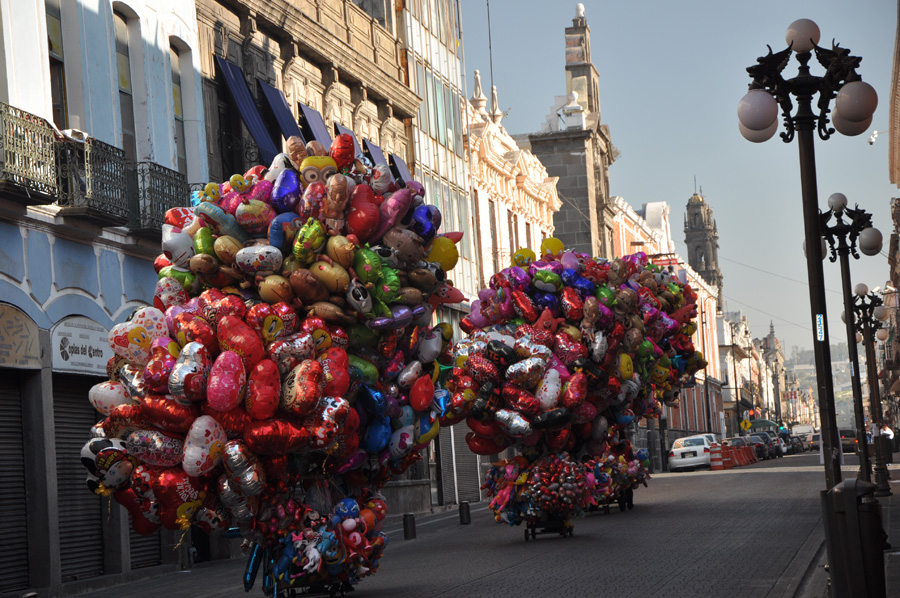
[523,512,573,541]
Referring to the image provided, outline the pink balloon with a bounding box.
[371,188,412,242]
[207,351,246,411]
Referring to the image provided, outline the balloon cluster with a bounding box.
[449,242,704,525]
[79,135,467,593]
[582,441,651,508]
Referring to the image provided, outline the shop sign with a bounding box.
[0,304,40,369]
[51,316,108,375]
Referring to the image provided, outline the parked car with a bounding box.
[775,438,788,457]
[746,434,771,460]
[839,429,858,454]
[788,436,805,454]
[667,435,712,471]
[759,430,784,457]
[722,437,748,449]
[809,433,821,451]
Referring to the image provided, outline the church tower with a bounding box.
[684,192,724,311]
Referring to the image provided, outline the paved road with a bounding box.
[73,452,830,598]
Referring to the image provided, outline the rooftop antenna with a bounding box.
[694,175,697,194]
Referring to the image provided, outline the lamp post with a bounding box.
[821,192,883,483]
[738,19,878,490]
[853,286,892,496]
[730,322,743,436]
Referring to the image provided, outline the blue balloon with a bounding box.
[408,204,437,242]
[270,169,302,213]
[532,290,561,316]
[560,268,597,297]
[267,212,302,252]
[359,384,386,415]
[364,416,391,453]
[432,388,451,417]
[243,543,262,592]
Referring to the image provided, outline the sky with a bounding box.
[459,0,898,353]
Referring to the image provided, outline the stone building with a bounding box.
[0,0,206,595]
[465,75,560,284]
[516,4,617,258]
[195,0,417,185]
[684,192,724,312]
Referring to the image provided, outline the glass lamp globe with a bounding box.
[835,81,878,123]
[841,311,846,323]
[827,193,848,212]
[856,332,864,344]
[877,328,889,341]
[738,90,779,131]
[832,109,873,136]
[859,227,883,256]
[802,237,827,260]
[786,19,820,53]
[874,305,888,321]
[855,283,870,297]
[739,121,778,143]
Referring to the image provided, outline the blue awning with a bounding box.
[257,78,303,142]
[299,102,332,151]
[390,152,413,186]
[214,56,278,164]
[334,123,362,157]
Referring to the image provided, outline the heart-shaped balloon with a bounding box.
[153,469,207,530]
[218,316,266,371]
[245,359,281,420]
[182,415,227,477]
[88,381,136,416]
[207,350,246,412]
[125,429,184,467]
[140,395,200,434]
[109,307,167,365]
[168,342,211,402]
[154,277,189,311]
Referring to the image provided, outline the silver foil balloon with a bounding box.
[495,408,533,437]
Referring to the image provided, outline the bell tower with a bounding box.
[684,192,724,311]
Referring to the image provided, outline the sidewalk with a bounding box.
[798,461,900,598]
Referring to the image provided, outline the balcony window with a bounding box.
[170,44,186,177]
[46,0,67,130]
[114,10,137,163]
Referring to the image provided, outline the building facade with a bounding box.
[0,0,206,595]
[518,5,617,259]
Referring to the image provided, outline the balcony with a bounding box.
[56,133,129,225]
[0,103,186,235]
[126,161,189,239]
[0,102,59,202]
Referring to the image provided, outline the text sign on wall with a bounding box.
[51,316,108,375]
[0,304,40,369]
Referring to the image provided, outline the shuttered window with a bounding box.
[0,374,29,592]
[54,374,105,582]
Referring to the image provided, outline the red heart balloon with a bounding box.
[281,360,324,418]
[201,404,252,438]
[409,375,434,412]
[218,315,265,370]
[114,487,161,535]
[140,395,200,434]
[246,359,280,420]
[318,347,350,397]
[153,468,207,530]
[243,419,310,454]
[174,312,219,356]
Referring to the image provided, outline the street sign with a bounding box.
[652,257,679,266]
[741,419,752,431]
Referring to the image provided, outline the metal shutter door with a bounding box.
[0,373,29,592]
[54,374,105,582]
[438,422,483,504]
[129,521,161,568]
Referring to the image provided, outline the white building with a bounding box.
[0,1,205,595]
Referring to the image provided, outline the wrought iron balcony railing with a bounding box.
[56,134,129,224]
[126,161,189,237]
[0,102,59,201]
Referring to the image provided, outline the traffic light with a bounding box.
[748,409,755,419]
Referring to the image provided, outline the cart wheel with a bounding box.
[524,528,529,542]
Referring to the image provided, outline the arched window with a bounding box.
[113,9,136,162]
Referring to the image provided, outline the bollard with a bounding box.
[403,513,416,540]
[710,443,723,470]
[723,446,733,470]
[459,501,471,525]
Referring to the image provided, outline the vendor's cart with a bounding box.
[523,513,574,541]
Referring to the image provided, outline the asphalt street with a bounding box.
[68,451,838,598]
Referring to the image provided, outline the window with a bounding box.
[525,222,532,250]
[416,63,428,137]
[434,75,446,146]
[488,199,499,274]
[425,69,437,139]
[46,0,67,129]
[170,44,187,176]
[507,210,516,256]
[114,10,136,162]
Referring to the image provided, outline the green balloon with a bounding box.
[348,323,379,348]
[348,355,379,386]
[158,265,197,292]
[353,245,382,286]
[372,267,400,304]
[193,227,216,256]
[596,285,616,307]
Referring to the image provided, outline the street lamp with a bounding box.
[821,192,882,483]
[853,286,892,496]
[738,18,878,491]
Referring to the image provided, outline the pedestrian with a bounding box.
[880,424,894,465]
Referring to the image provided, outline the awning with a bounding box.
[299,102,332,151]
[749,419,780,429]
[257,79,303,142]
[390,152,413,186]
[215,56,279,164]
[364,138,391,169]
[334,123,362,157]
